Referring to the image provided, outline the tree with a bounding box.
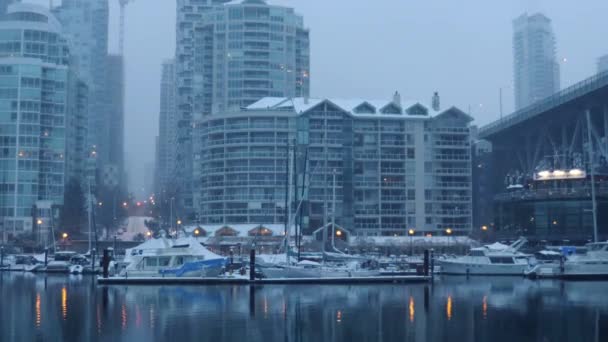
[60,178,87,236]
[96,186,129,231]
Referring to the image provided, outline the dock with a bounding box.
[97,275,431,285]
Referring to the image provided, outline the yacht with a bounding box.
[45,251,79,273]
[438,238,531,276]
[120,237,226,278]
[260,259,382,279]
[560,242,608,279]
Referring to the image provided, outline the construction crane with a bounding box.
[119,0,134,56]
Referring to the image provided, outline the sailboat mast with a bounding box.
[87,180,93,253]
[585,109,599,243]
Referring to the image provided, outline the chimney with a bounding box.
[432,91,440,111]
[392,91,401,107]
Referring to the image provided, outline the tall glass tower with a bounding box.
[175,0,310,217]
[0,3,87,241]
[513,13,560,110]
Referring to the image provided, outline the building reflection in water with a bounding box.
[1,275,608,341]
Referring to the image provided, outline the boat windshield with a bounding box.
[469,250,485,257]
[488,256,515,264]
[588,244,608,252]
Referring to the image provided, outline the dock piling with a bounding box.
[249,248,255,281]
[423,250,430,277]
[102,249,110,278]
[44,248,48,267]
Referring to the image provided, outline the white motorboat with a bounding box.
[438,238,531,276]
[120,237,226,278]
[260,260,381,279]
[560,242,608,280]
[45,251,80,273]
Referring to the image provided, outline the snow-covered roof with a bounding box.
[245,97,452,119]
[485,242,511,251]
[350,236,476,246]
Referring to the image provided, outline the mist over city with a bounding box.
[1,1,608,341]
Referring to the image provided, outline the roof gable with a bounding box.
[406,103,429,116]
[435,106,474,122]
[380,102,402,115]
[353,102,376,114]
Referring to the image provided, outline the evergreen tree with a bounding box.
[60,178,87,235]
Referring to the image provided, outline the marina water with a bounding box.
[0,274,606,342]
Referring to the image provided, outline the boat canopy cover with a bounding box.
[485,242,510,251]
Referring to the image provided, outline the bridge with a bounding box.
[476,71,608,243]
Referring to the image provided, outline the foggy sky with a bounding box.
[27,0,608,197]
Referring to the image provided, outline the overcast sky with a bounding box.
[29,0,608,197]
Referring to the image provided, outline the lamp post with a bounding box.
[408,229,415,256]
[445,228,453,250]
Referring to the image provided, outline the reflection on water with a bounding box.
[0,274,607,342]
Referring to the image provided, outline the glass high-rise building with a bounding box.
[175,0,310,217]
[513,13,560,110]
[155,59,177,195]
[53,0,111,186]
[0,3,87,240]
[195,95,473,236]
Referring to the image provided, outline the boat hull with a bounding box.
[439,260,528,276]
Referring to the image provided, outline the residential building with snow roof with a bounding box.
[194,94,473,237]
[175,0,310,216]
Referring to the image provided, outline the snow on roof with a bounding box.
[350,236,476,246]
[246,97,447,118]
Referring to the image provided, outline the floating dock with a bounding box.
[97,275,431,285]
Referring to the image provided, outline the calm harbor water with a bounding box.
[0,274,606,342]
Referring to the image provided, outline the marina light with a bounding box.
[62,233,68,239]
[336,230,343,237]
[123,202,128,207]
[552,170,566,177]
[569,169,584,176]
[537,170,550,178]
[177,220,182,225]
[37,219,43,225]
[446,228,453,235]
[146,231,152,237]
[481,225,488,231]
[408,229,415,236]
[194,229,200,236]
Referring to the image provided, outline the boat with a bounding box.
[438,238,531,276]
[120,237,226,278]
[560,242,608,280]
[260,259,382,279]
[45,251,79,273]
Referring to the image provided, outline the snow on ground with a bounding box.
[118,216,151,241]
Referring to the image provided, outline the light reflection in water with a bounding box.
[35,293,41,328]
[61,287,67,320]
[135,305,142,328]
[446,295,453,321]
[121,304,127,331]
[97,306,102,335]
[409,296,415,323]
[482,295,488,320]
[336,310,342,323]
[149,305,155,329]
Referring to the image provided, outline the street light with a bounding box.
[481,225,488,231]
[445,228,453,249]
[62,232,68,240]
[408,229,415,256]
[37,219,43,225]
[336,230,342,237]
[98,202,103,207]
[194,228,201,237]
[146,231,152,238]
[177,220,182,225]
[123,202,128,207]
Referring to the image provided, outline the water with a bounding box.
[0,274,606,342]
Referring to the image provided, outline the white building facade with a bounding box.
[195,95,473,237]
[175,0,310,216]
